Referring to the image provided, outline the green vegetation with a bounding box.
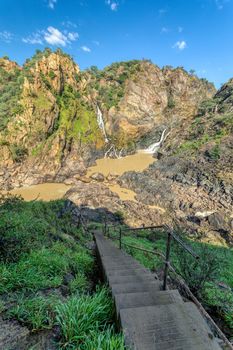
[9,143,28,163]
[167,95,176,109]
[7,294,58,331]
[84,60,143,110]
[0,194,125,348]
[107,226,233,334]
[0,65,23,130]
[56,287,125,349]
[57,84,103,145]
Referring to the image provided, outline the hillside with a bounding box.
[119,79,233,244]
[0,49,215,190]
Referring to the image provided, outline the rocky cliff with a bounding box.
[119,79,233,244]
[0,49,215,189]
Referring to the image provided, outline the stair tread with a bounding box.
[114,289,183,313]
[120,302,221,350]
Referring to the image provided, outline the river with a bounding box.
[9,152,155,202]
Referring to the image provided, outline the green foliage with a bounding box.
[167,95,175,109]
[57,84,103,145]
[34,92,52,110]
[80,327,125,350]
[198,99,217,115]
[203,284,233,331]
[85,60,142,110]
[23,48,52,70]
[9,143,28,162]
[207,144,221,160]
[0,66,23,130]
[7,294,57,331]
[69,273,89,294]
[178,133,211,153]
[174,243,222,296]
[56,287,125,349]
[48,70,56,79]
[0,196,115,346]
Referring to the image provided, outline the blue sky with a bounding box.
[0,0,232,88]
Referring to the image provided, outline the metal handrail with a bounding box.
[102,223,233,349]
[106,223,199,290]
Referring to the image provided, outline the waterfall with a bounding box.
[97,105,109,143]
[143,129,167,154]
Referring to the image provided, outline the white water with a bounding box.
[97,105,109,143]
[142,129,167,154]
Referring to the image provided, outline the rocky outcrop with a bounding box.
[64,181,166,227]
[118,78,233,245]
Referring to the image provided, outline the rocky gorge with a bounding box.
[0,48,232,245]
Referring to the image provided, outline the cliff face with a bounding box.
[0,49,215,189]
[83,61,215,146]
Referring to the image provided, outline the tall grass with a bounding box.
[56,287,124,349]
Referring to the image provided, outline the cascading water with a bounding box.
[97,105,109,143]
[142,129,167,154]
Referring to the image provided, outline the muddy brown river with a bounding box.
[9,152,155,202]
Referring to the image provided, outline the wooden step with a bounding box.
[120,302,221,350]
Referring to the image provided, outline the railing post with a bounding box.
[163,231,172,290]
[104,214,107,236]
[119,227,122,249]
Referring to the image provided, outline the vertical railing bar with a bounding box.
[119,227,122,249]
[163,230,172,290]
[104,214,107,236]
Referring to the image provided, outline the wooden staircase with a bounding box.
[94,232,222,350]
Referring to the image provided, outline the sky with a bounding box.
[0,0,232,88]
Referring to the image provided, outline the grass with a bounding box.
[7,294,58,331]
[56,286,125,349]
[0,242,94,293]
[0,195,125,349]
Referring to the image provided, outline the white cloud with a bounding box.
[48,0,57,9]
[178,26,183,33]
[173,40,187,50]
[93,40,100,46]
[62,20,77,28]
[215,0,230,9]
[22,32,43,45]
[159,8,167,15]
[106,0,118,11]
[44,27,67,46]
[81,46,91,52]
[161,27,169,33]
[67,32,79,41]
[0,31,13,43]
[22,27,79,47]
